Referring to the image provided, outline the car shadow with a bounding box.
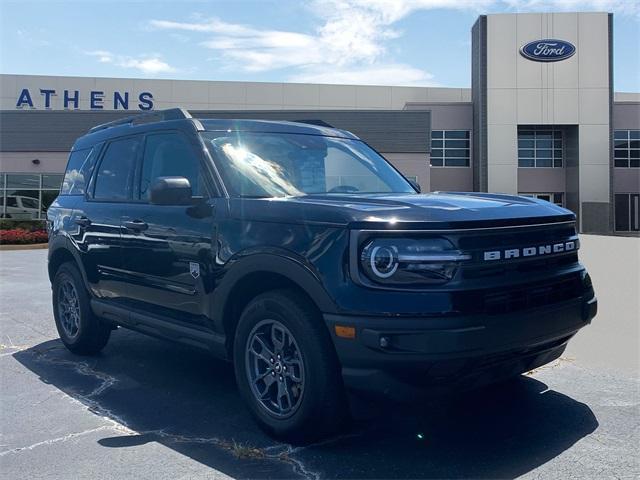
[13,329,598,479]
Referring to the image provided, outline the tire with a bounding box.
[233,289,347,444]
[52,261,111,355]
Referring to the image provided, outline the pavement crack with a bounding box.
[28,348,135,435]
[0,342,31,357]
[18,347,358,479]
[270,446,321,480]
[263,432,363,480]
[148,429,361,479]
[0,426,116,456]
[150,430,319,478]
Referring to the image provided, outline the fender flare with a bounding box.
[211,252,338,332]
[47,235,91,291]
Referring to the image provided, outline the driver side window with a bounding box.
[140,132,204,201]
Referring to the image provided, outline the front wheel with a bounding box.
[233,289,347,443]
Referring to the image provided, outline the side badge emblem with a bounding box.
[190,262,200,279]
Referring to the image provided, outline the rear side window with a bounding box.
[60,147,96,195]
[93,137,141,201]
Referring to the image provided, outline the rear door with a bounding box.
[72,135,141,300]
[118,130,217,328]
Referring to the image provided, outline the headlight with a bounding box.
[367,244,399,278]
[359,237,470,286]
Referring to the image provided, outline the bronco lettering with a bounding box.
[483,240,577,261]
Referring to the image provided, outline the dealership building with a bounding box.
[0,11,638,233]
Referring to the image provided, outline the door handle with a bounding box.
[75,216,92,227]
[124,220,149,232]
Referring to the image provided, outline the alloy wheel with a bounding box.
[58,279,80,338]
[245,319,305,418]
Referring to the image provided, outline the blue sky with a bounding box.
[1,0,639,91]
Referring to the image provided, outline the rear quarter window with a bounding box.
[60,147,98,195]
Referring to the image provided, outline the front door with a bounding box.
[119,130,217,328]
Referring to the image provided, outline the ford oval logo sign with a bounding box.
[520,39,576,62]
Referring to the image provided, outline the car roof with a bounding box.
[72,109,360,151]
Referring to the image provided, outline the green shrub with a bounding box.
[0,219,46,231]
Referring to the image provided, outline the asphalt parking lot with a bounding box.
[1,235,638,479]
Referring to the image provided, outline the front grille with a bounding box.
[453,221,579,282]
[457,224,576,250]
[463,252,578,279]
[453,273,583,316]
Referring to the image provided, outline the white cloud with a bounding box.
[290,64,438,86]
[118,57,175,74]
[315,0,495,24]
[148,4,438,84]
[147,0,640,85]
[86,50,114,63]
[85,50,175,75]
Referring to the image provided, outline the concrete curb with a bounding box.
[0,243,48,251]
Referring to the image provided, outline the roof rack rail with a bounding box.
[88,108,192,133]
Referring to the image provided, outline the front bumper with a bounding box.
[325,294,597,400]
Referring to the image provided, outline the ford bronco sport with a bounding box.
[47,108,597,442]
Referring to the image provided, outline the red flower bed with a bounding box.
[0,229,49,245]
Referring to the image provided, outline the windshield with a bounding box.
[201,132,415,197]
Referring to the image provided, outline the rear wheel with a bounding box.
[52,262,111,355]
[233,289,347,443]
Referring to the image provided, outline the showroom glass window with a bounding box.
[518,129,563,167]
[430,131,470,167]
[0,173,63,220]
[520,192,564,207]
[615,193,640,232]
[614,130,639,168]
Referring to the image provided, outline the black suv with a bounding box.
[47,108,597,442]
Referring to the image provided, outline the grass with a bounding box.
[222,439,267,460]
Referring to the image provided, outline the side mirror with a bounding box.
[150,176,192,205]
[409,179,421,193]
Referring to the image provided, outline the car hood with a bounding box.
[227,192,575,229]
